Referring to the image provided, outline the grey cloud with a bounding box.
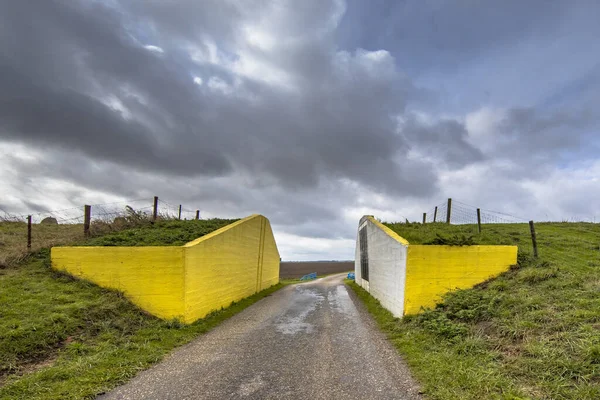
[487,107,599,168]
[0,0,441,198]
[401,115,484,168]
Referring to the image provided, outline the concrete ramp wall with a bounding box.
[51,214,280,323]
[354,215,517,317]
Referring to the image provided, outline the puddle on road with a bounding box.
[327,285,356,316]
[274,286,324,335]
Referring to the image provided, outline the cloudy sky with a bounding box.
[1,0,599,260]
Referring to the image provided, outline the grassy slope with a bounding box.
[83,218,238,246]
[350,222,600,400]
[0,218,279,399]
[0,222,83,267]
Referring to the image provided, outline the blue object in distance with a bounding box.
[300,272,317,281]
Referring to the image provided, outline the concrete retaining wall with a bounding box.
[355,216,408,317]
[51,214,279,323]
[354,215,517,317]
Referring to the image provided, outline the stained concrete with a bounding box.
[99,274,421,400]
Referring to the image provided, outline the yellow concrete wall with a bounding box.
[260,218,280,291]
[51,247,185,320]
[51,214,280,323]
[404,245,518,315]
[183,214,280,323]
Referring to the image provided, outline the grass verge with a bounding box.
[0,249,283,400]
[348,222,600,399]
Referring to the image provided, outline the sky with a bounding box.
[1,0,599,260]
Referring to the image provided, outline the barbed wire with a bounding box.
[420,198,584,225]
[0,197,202,225]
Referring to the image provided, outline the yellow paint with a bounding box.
[183,215,280,323]
[404,245,517,315]
[366,216,409,245]
[51,214,280,323]
[52,246,185,319]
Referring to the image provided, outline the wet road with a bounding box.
[100,274,421,400]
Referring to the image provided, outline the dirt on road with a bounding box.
[99,274,421,400]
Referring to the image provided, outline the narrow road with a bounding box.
[100,274,421,400]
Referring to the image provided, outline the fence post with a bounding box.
[433,206,438,223]
[27,215,32,251]
[446,198,452,224]
[152,196,158,222]
[529,220,538,258]
[84,205,91,237]
[195,210,200,220]
[178,205,182,220]
[477,208,482,233]
[422,213,426,224]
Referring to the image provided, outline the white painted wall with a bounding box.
[354,216,408,317]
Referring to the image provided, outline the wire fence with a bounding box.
[0,197,201,225]
[422,199,528,225]
[0,196,204,266]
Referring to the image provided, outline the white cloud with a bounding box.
[275,231,355,260]
[207,76,232,94]
[144,45,164,54]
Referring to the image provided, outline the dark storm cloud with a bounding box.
[0,0,450,197]
[338,0,573,75]
[400,115,484,167]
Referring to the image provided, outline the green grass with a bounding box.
[349,222,600,400]
[0,222,83,267]
[0,249,283,399]
[82,218,238,246]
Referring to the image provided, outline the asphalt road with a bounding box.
[99,274,421,400]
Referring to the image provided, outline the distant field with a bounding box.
[280,261,354,279]
[350,221,600,399]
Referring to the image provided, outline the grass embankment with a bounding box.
[0,218,238,268]
[0,218,278,399]
[83,218,238,246]
[349,222,600,400]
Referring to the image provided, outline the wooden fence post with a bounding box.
[423,213,426,224]
[529,220,538,258]
[178,205,182,220]
[152,196,158,222]
[195,210,200,220]
[27,215,32,251]
[446,198,452,224]
[433,206,438,223]
[84,205,91,237]
[477,208,482,233]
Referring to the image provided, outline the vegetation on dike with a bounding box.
[83,218,238,246]
[0,217,278,400]
[350,222,600,399]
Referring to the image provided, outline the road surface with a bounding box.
[100,274,421,399]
